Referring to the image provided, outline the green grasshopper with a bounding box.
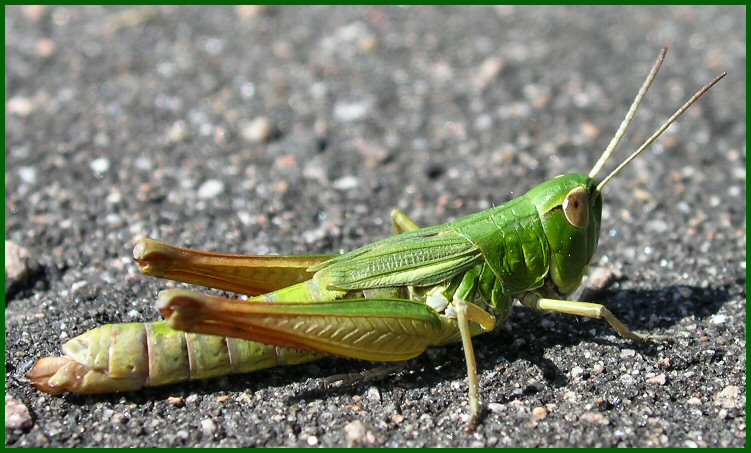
[28,49,724,428]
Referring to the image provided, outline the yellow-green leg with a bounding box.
[524,297,669,343]
[454,298,496,430]
[390,209,420,234]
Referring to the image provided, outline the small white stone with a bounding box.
[240,117,273,143]
[647,373,667,386]
[487,402,505,413]
[334,101,370,122]
[7,96,35,116]
[18,166,37,184]
[307,435,318,446]
[333,175,360,191]
[71,280,88,294]
[237,211,253,226]
[200,418,217,437]
[166,120,190,143]
[197,179,225,199]
[90,157,111,174]
[365,386,381,402]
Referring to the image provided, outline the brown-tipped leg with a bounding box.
[134,238,333,296]
[157,289,446,363]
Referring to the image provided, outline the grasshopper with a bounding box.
[28,48,725,428]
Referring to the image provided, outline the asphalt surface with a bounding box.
[5,6,746,447]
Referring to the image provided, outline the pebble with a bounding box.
[580,121,600,140]
[579,411,609,425]
[167,396,184,407]
[70,280,88,295]
[714,385,742,409]
[334,101,370,122]
[365,386,381,402]
[235,5,270,21]
[307,435,318,446]
[18,166,37,184]
[166,120,190,143]
[5,241,32,289]
[302,227,327,244]
[197,179,225,199]
[7,96,35,116]
[36,38,56,58]
[532,406,548,420]
[240,117,273,143]
[90,157,111,174]
[344,420,376,447]
[620,348,637,358]
[472,57,505,91]
[710,314,727,325]
[586,266,617,290]
[200,418,217,437]
[5,396,33,430]
[646,219,669,234]
[487,403,505,413]
[687,397,702,406]
[185,394,199,404]
[570,366,584,379]
[355,138,390,164]
[647,373,667,386]
[333,175,360,191]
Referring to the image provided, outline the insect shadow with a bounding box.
[56,284,734,409]
[290,283,735,403]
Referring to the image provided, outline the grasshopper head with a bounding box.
[528,50,725,295]
[527,173,602,295]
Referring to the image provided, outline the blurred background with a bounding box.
[5,6,745,447]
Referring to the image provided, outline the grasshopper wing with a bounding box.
[311,225,483,290]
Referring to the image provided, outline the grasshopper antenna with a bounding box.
[589,47,667,178]
[597,71,727,192]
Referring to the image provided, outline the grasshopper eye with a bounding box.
[562,187,589,229]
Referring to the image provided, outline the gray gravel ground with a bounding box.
[5,6,746,447]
